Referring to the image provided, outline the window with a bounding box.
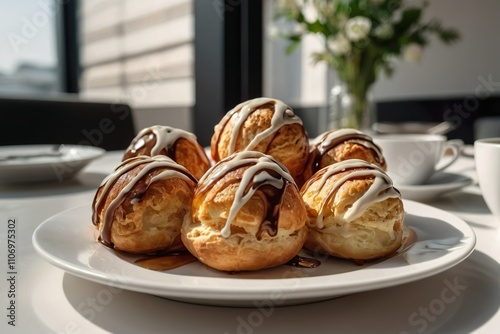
[0,0,61,94]
[78,0,195,131]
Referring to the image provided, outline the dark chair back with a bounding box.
[0,96,136,150]
[376,95,500,144]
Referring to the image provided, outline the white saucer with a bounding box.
[32,200,475,307]
[0,145,105,185]
[395,172,473,202]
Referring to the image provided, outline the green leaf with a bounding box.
[288,34,302,42]
[382,64,394,78]
[439,29,460,43]
[408,32,427,45]
[285,39,302,55]
[335,1,352,16]
[348,0,363,17]
[403,8,422,23]
[307,19,327,34]
[396,8,422,32]
[379,0,402,14]
[419,20,460,44]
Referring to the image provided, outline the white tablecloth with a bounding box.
[1,151,499,334]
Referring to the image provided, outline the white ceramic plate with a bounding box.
[0,145,105,184]
[32,200,475,307]
[395,172,473,202]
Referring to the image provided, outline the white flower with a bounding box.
[374,23,394,39]
[345,16,372,42]
[302,4,318,22]
[336,13,349,29]
[293,23,307,34]
[266,24,280,38]
[327,34,351,55]
[402,43,423,63]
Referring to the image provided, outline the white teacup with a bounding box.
[373,134,461,185]
[475,138,500,222]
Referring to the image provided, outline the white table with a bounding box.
[1,151,499,334]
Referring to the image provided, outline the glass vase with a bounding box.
[328,81,375,133]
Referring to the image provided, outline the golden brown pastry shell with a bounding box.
[94,163,195,254]
[300,168,404,261]
[211,105,309,180]
[299,141,388,186]
[182,165,308,271]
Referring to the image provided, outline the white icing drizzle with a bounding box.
[311,159,400,228]
[317,128,384,162]
[225,97,303,154]
[199,151,295,238]
[127,125,209,167]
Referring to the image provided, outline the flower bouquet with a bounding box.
[277,0,460,130]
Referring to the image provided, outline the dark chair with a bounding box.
[376,95,500,144]
[0,95,136,150]
[474,116,500,140]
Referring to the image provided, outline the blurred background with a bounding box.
[1,0,499,147]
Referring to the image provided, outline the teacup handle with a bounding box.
[435,139,463,172]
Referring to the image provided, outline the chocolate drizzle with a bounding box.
[211,98,303,161]
[302,159,400,228]
[197,151,296,239]
[134,252,197,271]
[309,128,385,173]
[91,155,197,248]
[286,255,321,268]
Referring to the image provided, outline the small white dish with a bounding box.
[461,145,475,158]
[395,172,473,202]
[32,200,475,307]
[0,144,105,184]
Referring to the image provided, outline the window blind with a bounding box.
[78,0,194,109]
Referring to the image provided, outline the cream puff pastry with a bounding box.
[299,128,386,186]
[92,155,197,254]
[182,151,307,271]
[123,125,211,180]
[210,97,309,181]
[300,159,404,261]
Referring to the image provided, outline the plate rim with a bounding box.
[0,144,105,184]
[32,200,476,304]
[396,172,473,191]
[395,172,473,201]
[0,144,105,168]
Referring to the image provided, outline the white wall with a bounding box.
[264,0,500,105]
[374,0,500,101]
